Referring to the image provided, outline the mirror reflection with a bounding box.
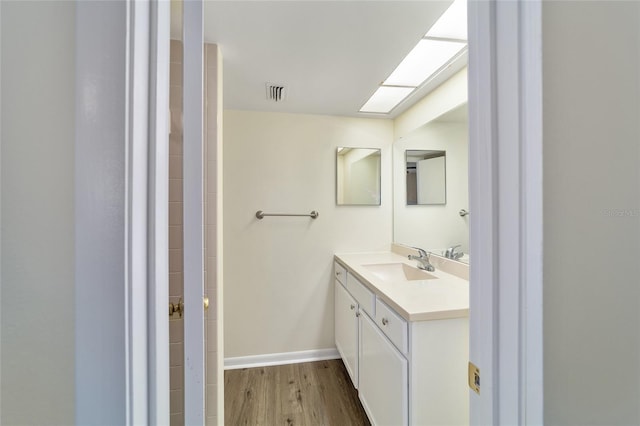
[406,150,446,205]
[336,147,381,206]
[393,103,469,263]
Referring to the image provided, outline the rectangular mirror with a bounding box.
[393,103,469,263]
[336,147,381,205]
[406,149,446,205]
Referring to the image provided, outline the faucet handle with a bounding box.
[412,247,428,258]
[445,245,462,258]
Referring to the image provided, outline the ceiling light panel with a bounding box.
[359,86,414,113]
[383,39,466,87]
[426,0,468,40]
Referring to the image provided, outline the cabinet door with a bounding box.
[359,313,408,426]
[335,280,359,387]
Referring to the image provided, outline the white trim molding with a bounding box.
[519,2,544,423]
[75,1,170,424]
[125,0,151,422]
[147,1,171,424]
[224,349,341,371]
[468,0,543,424]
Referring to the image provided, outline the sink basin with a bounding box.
[363,263,437,282]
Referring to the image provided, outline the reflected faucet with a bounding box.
[408,248,435,272]
[445,245,464,261]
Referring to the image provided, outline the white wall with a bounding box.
[204,43,223,425]
[543,1,640,424]
[224,110,392,358]
[0,1,75,423]
[393,123,469,254]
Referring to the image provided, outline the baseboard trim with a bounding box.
[224,348,340,370]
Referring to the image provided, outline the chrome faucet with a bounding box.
[408,248,435,272]
[445,245,463,260]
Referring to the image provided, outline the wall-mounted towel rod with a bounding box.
[256,210,319,220]
[459,209,470,217]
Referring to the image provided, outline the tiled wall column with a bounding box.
[169,39,185,426]
[169,40,221,425]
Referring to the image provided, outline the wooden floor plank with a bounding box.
[315,360,368,426]
[298,362,329,426]
[283,363,304,417]
[224,367,250,425]
[225,360,370,426]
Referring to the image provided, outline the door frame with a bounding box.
[468,0,543,424]
[75,0,170,424]
[124,0,546,423]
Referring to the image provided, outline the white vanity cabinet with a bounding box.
[334,260,347,285]
[334,280,359,387]
[409,316,469,425]
[359,311,408,426]
[334,257,469,426]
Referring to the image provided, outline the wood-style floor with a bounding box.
[224,359,371,426]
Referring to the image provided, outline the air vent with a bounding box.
[265,82,287,102]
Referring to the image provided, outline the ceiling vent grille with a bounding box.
[265,83,287,102]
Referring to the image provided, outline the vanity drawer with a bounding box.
[334,261,347,286]
[375,298,408,355]
[346,272,375,316]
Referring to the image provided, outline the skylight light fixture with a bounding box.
[383,39,466,87]
[359,0,467,114]
[426,0,468,40]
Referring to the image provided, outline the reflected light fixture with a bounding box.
[360,86,414,113]
[359,0,467,114]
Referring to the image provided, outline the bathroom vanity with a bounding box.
[334,247,469,426]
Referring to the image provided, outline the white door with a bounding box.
[182,0,206,424]
[416,156,445,204]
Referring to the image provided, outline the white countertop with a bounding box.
[335,251,469,322]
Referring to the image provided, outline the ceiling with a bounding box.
[172,1,459,118]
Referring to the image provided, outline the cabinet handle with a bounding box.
[356,312,361,317]
[350,304,355,310]
[382,318,389,326]
[336,271,342,276]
